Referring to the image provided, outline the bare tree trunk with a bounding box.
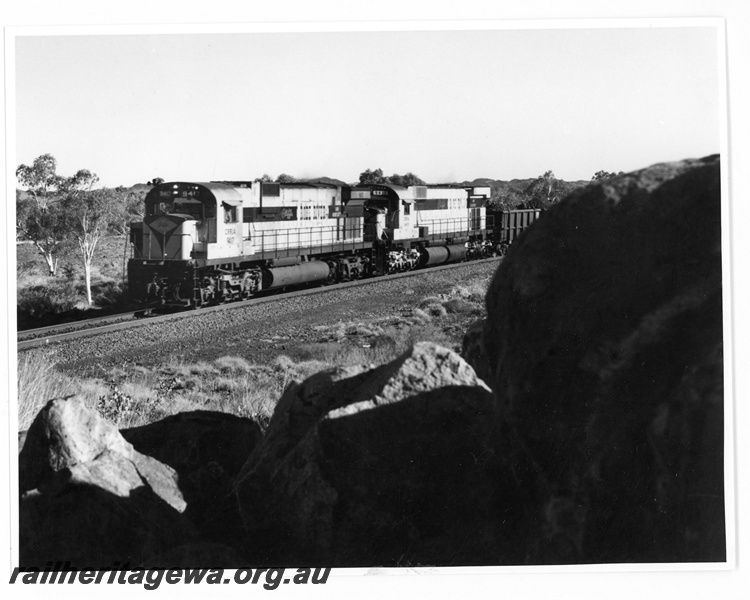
[84,260,93,305]
[37,244,58,276]
[79,232,99,306]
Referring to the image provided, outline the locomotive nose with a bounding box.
[146,213,189,235]
[144,213,196,261]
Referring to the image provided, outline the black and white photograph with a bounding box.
[4,2,749,599]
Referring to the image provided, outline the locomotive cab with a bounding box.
[365,184,419,240]
[136,182,251,263]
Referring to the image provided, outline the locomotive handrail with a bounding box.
[254,222,366,257]
[416,216,489,239]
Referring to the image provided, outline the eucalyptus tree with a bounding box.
[61,186,118,306]
[16,154,75,275]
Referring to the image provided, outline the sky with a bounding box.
[13,23,722,188]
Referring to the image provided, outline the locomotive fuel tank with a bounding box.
[445,243,467,262]
[417,243,467,267]
[262,261,331,289]
[418,245,450,267]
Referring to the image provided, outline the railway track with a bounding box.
[17,256,502,351]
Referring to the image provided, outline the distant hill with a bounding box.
[125,183,153,193]
[304,177,349,187]
[463,178,535,191]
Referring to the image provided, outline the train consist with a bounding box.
[127,180,540,308]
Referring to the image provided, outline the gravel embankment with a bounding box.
[39,260,500,374]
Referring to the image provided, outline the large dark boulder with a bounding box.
[19,396,195,568]
[235,342,502,566]
[482,155,725,563]
[121,411,262,545]
[461,317,492,383]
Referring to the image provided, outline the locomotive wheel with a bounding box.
[241,273,253,299]
[325,261,337,285]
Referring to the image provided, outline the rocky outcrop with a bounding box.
[482,155,725,563]
[251,340,491,467]
[19,396,194,567]
[19,399,263,568]
[235,342,499,565]
[20,396,185,510]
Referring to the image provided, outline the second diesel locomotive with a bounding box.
[127,179,538,308]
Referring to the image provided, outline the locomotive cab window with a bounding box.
[223,203,237,223]
[172,199,204,219]
[146,200,168,216]
[147,197,207,219]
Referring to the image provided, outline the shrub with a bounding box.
[176,361,220,377]
[214,355,253,373]
[443,297,480,315]
[424,303,448,318]
[418,296,444,308]
[449,280,490,302]
[90,279,124,307]
[96,385,136,424]
[17,279,81,319]
[411,308,432,324]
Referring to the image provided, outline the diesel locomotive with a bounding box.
[127,179,539,308]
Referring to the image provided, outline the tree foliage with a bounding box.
[16,198,69,275]
[358,168,384,185]
[108,187,145,235]
[275,173,296,183]
[358,168,425,186]
[388,172,426,186]
[490,187,531,210]
[63,169,100,198]
[592,170,625,181]
[16,153,65,211]
[524,171,563,209]
[16,154,76,274]
[522,170,582,209]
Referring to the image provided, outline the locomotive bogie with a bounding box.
[385,249,418,274]
[332,255,367,282]
[128,259,198,307]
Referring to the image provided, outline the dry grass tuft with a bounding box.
[214,355,253,373]
[17,351,76,430]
